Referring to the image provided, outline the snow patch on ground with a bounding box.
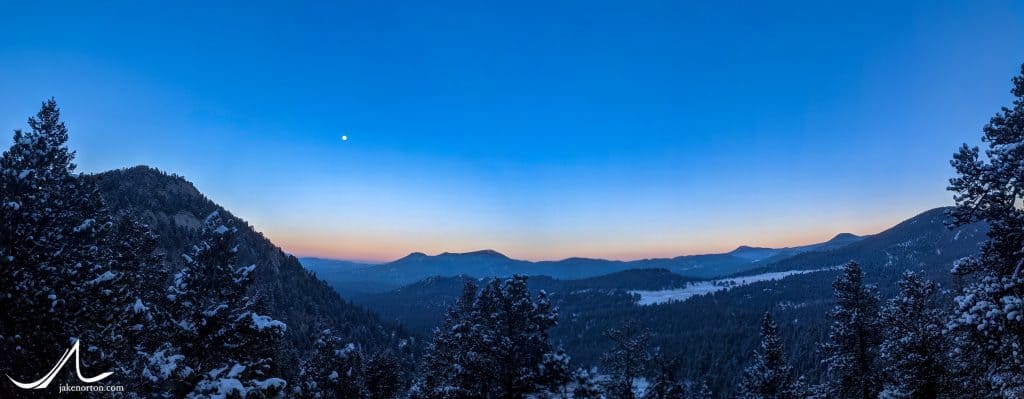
[632,268,831,306]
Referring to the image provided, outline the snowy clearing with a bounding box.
[631,268,830,306]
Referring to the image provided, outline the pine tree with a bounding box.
[0,99,130,390]
[688,379,712,399]
[538,349,573,397]
[414,276,568,399]
[167,212,287,398]
[105,213,174,394]
[947,63,1024,397]
[877,271,950,398]
[821,261,882,399]
[739,312,796,399]
[571,368,604,399]
[364,350,402,399]
[788,376,812,399]
[294,329,402,399]
[475,276,561,397]
[643,352,685,399]
[296,329,369,398]
[601,320,651,399]
[413,280,480,399]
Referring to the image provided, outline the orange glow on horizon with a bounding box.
[265,218,897,263]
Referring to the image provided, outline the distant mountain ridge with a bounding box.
[300,256,375,271]
[302,230,867,288]
[729,232,864,261]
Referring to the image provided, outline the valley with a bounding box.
[301,206,987,395]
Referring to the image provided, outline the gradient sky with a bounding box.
[2,1,1023,262]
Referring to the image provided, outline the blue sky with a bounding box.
[2,1,1023,262]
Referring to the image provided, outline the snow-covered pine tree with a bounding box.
[296,329,369,399]
[363,350,403,399]
[601,320,652,399]
[877,271,950,398]
[0,99,130,388]
[104,213,175,394]
[475,275,564,397]
[739,312,796,399]
[167,211,287,398]
[538,349,573,397]
[821,261,882,399]
[947,63,1024,398]
[643,352,685,399]
[412,279,479,399]
[413,276,568,399]
[688,379,712,399]
[788,376,812,399]
[570,368,604,399]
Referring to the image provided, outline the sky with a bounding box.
[2,1,1023,262]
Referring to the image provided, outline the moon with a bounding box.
[341,135,348,141]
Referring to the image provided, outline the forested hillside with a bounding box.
[92,166,417,367]
[743,207,987,283]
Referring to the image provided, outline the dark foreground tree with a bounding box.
[571,368,604,399]
[601,320,652,399]
[643,352,685,399]
[106,213,173,393]
[688,379,713,399]
[0,99,147,392]
[739,312,797,399]
[296,334,402,399]
[878,271,951,398]
[821,261,882,399]
[296,329,369,398]
[364,350,403,399]
[412,280,478,398]
[947,63,1024,397]
[166,212,287,398]
[413,276,568,399]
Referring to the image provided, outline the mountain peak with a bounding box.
[828,232,860,242]
[94,165,202,201]
[441,249,510,259]
[397,252,428,261]
[729,245,778,255]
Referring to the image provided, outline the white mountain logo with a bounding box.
[6,340,113,389]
